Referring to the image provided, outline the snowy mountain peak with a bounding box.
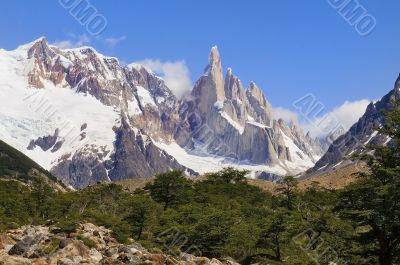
[209,45,220,64]
[204,46,223,77]
[184,44,326,177]
[248,81,264,100]
[226,67,233,76]
[394,73,400,97]
[126,63,154,75]
[192,47,226,114]
[14,37,48,51]
[0,38,328,188]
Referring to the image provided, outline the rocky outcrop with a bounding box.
[0,223,239,265]
[27,129,62,152]
[51,148,111,189]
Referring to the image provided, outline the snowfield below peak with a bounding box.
[0,42,119,170]
[153,140,288,176]
[0,84,119,170]
[0,38,328,187]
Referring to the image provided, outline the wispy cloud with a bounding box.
[104,36,127,47]
[135,59,192,99]
[51,34,127,49]
[52,34,91,49]
[273,107,299,125]
[305,99,370,138]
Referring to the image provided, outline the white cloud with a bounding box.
[52,34,91,49]
[52,34,126,49]
[273,107,299,125]
[304,99,370,138]
[135,59,192,99]
[104,36,126,47]
[274,99,371,138]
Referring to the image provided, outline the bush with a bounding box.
[81,208,131,243]
[41,238,61,255]
[52,219,79,234]
[111,221,131,244]
[78,235,97,248]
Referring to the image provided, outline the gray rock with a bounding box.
[8,234,44,257]
[105,247,118,257]
[27,129,59,152]
[108,117,196,182]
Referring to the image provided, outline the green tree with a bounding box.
[31,177,54,221]
[224,220,260,261]
[338,108,400,265]
[258,209,288,261]
[190,209,234,257]
[146,171,192,210]
[276,176,298,211]
[123,195,161,240]
[204,167,248,184]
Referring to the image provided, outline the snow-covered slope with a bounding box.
[153,140,288,176]
[175,46,325,177]
[0,38,190,187]
[0,38,326,187]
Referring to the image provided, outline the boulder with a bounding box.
[8,236,35,255]
[105,247,118,257]
[210,259,223,265]
[0,254,32,265]
[32,258,48,265]
[148,253,176,265]
[192,257,211,265]
[0,233,15,249]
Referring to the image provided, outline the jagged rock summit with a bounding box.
[0,38,326,188]
[178,46,325,169]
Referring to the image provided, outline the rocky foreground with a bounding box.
[0,223,238,265]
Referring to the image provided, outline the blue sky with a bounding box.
[0,0,399,134]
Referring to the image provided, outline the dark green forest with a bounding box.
[0,109,399,265]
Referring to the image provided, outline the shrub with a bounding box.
[41,238,61,255]
[78,235,97,248]
[52,219,79,234]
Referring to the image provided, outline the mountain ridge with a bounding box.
[0,37,326,188]
[308,74,400,176]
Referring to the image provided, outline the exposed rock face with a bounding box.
[0,38,326,188]
[178,46,325,173]
[108,117,195,182]
[51,148,111,189]
[0,223,238,265]
[246,82,273,126]
[309,75,400,175]
[192,46,226,115]
[27,129,61,152]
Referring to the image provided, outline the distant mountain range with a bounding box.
[0,37,395,188]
